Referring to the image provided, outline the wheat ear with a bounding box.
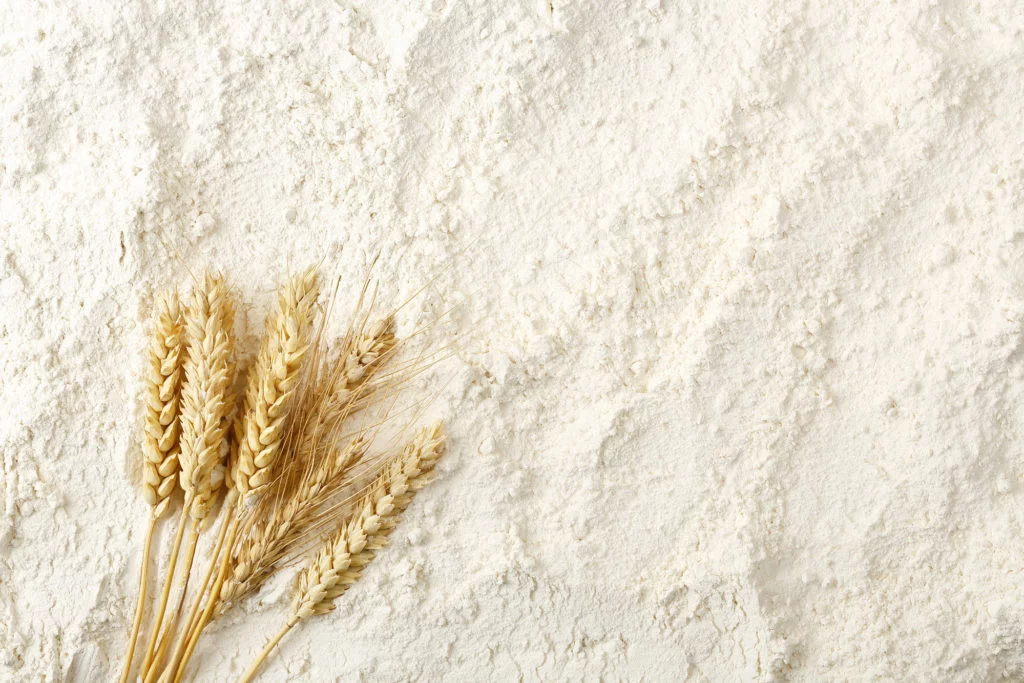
[120,291,185,683]
[141,274,235,677]
[179,272,236,521]
[233,268,320,500]
[239,423,446,683]
[293,422,445,618]
[142,290,186,514]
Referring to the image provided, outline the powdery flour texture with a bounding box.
[1,0,1023,681]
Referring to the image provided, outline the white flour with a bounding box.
[2,0,1024,680]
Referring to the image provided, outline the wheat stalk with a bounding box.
[239,423,446,682]
[121,269,452,683]
[120,290,186,683]
[155,270,322,682]
[156,505,235,683]
[140,273,236,678]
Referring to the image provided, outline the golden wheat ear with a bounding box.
[292,422,445,619]
[141,289,186,516]
[236,423,446,683]
[234,267,320,501]
[119,289,186,683]
[178,271,236,521]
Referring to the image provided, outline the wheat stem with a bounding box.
[144,519,199,683]
[238,618,298,683]
[118,512,158,683]
[185,509,233,638]
[159,507,234,682]
[170,514,237,683]
[140,505,189,673]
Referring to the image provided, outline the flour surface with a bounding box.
[2,1,1023,681]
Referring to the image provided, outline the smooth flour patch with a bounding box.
[1,0,1023,680]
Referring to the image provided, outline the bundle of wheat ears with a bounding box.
[119,268,446,682]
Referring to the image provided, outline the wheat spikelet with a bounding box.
[320,316,396,409]
[233,269,321,500]
[141,290,186,515]
[179,273,236,522]
[291,422,445,620]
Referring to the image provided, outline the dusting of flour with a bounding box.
[2,0,1024,680]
